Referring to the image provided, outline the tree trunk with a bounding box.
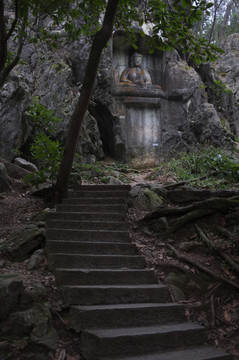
[0,0,7,73]
[0,7,26,88]
[218,0,233,45]
[55,0,120,202]
[0,0,21,87]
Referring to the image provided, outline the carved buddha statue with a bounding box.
[120,52,152,86]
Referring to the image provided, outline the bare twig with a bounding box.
[55,311,67,326]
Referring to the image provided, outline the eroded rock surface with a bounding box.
[0,274,23,320]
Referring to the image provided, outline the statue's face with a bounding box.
[132,55,142,67]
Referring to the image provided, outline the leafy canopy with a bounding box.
[1,0,223,86]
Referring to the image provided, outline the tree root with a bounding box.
[195,224,239,273]
[213,224,236,242]
[169,209,215,233]
[143,195,239,222]
[167,244,239,291]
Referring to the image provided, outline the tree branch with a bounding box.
[5,0,19,41]
[0,0,7,73]
[0,9,28,88]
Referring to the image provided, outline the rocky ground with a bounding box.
[0,170,239,360]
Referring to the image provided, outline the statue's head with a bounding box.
[130,52,143,67]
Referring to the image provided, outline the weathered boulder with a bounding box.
[4,222,46,260]
[0,157,31,179]
[0,274,23,320]
[14,157,38,172]
[2,302,58,355]
[21,283,47,308]
[130,184,164,211]
[108,175,124,185]
[0,73,32,161]
[162,56,227,154]
[165,271,209,300]
[27,249,46,270]
[199,33,239,139]
[214,33,239,136]
[0,162,10,193]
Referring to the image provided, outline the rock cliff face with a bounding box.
[105,32,231,164]
[199,33,239,138]
[0,37,103,162]
[0,28,238,165]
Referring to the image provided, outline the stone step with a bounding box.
[47,240,138,255]
[100,346,232,360]
[63,197,126,205]
[63,284,171,305]
[47,219,127,231]
[70,185,131,192]
[80,323,207,358]
[68,302,186,330]
[54,268,156,285]
[56,204,126,213]
[67,190,129,198]
[49,254,146,269]
[47,229,130,242]
[46,185,232,360]
[48,212,125,222]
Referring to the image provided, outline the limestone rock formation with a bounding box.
[199,33,239,138]
[0,274,23,320]
[0,74,31,161]
[214,33,239,136]
[0,26,238,165]
[0,38,104,163]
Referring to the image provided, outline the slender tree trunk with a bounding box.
[208,0,218,43]
[0,0,7,73]
[55,0,120,202]
[0,0,20,87]
[0,7,26,88]
[218,0,233,45]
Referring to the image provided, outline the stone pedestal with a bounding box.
[113,85,165,165]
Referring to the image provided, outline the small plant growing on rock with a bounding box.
[209,79,233,96]
[24,97,63,187]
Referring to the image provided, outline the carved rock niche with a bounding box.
[112,31,166,166]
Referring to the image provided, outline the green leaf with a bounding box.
[139,29,145,38]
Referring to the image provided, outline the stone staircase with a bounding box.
[46,185,232,360]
